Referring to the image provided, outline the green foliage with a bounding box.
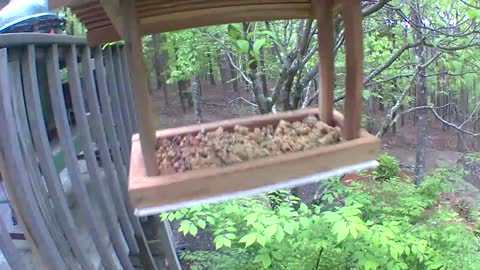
[163,167,479,270]
[373,154,400,181]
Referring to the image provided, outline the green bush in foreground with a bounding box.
[163,165,480,270]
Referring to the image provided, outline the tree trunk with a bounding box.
[152,34,169,106]
[218,51,229,102]
[207,49,216,86]
[259,47,269,97]
[192,75,203,123]
[412,1,427,185]
[227,55,240,95]
[177,79,190,113]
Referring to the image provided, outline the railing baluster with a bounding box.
[94,47,129,187]
[66,44,135,270]
[104,46,130,166]
[8,58,74,264]
[21,45,93,270]
[0,47,67,270]
[82,47,139,254]
[0,217,26,270]
[46,44,120,270]
[113,45,134,144]
[119,45,139,132]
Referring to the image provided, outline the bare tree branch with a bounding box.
[376,52,443,137]
[390,105,479,138]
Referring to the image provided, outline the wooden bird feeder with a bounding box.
[50,0,380,216]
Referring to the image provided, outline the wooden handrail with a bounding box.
[0,33,86,47]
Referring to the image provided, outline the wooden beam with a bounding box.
[312,0,335,126]
[140,3,310,34]
[341,0,363,140]
[86,25,121,47]
[122,0,158,176]
[98,0,127,39]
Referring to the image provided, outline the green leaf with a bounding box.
[427,262,443,270]
[365,260,378,270]
[299,203,309,213]
[253,38,266,56]
[261,216,278,226]
[214,236,225,249]
[265,224,278,237]
[189,224,198,236]
[179,220,191,235]
[257,234,266,247]
[332,220,348,241]
[271,251,283,260]
[350,227,358,239]
[225,233,235,240]
[363,90,372,100]
[197,219,206,229]
[390,246,398,260]
[336,229,349,243]
[467,9,480,19]
[239,233,258,247]
[244,213,260,225]
[284,223,294,235]
[451,61,462,73]
[206,216,215,225]
[236,40,250,53]
[275,226,285,242]
[255,253,272,268]
[299,217,312,228]
[223,238,232,248]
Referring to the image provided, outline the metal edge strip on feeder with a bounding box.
[135,160,378,216]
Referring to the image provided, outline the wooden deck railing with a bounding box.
[0,33,177,270]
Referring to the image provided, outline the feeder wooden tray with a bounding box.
[129,108,380,215]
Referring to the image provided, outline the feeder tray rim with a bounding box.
[128,109,380,215]
[134,159,378,216]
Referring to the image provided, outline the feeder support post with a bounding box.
[312,0,335,126]
[341,0,364,140]
[102,0,158,176]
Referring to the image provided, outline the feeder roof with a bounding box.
[50,0,343,46]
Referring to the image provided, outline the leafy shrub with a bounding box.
[373,154,400,181]
[163,168,480,270]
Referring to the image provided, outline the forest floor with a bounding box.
[150,81,480,261]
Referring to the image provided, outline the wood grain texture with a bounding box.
[341,0,364,140]
[46,44,120,270]
[0,33,86,47]
[313,0,335,126]
[21,45,95,270]
[104,46,130,166]
[113,46,134,140]
[9,59,79,266]
[122,0,158,176]
[81,47,140,250]
[67,45,139,263]
[129,109,380,210]
[56,0,345,46]
[0,48,67,270]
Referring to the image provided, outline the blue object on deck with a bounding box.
[0,0,64,33]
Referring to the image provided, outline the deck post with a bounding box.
[120,0,158,177]
[313,0,335,126]
[341,0,364,140]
